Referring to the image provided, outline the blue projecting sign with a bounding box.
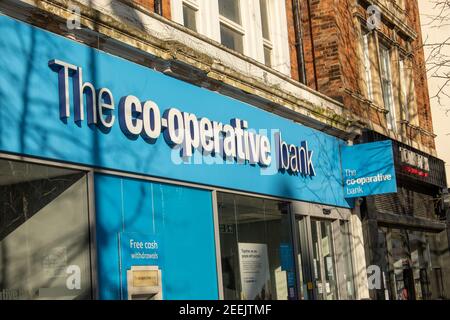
[341,140,397,198]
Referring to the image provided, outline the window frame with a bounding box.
[218,0,245,54]
[0,153,97,300]
[182,0,199,32]
[379,43,397,131]
[360,30,374,101]
[398,56,411,123]
[259,0,273,67]
[170,0,291,75]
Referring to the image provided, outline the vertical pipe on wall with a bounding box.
[305,0,319,90]
[292,0,307,84]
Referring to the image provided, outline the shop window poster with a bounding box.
[237,243,271,300]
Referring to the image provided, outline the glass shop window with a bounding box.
[218,192,296,300]
[0,159,92,300]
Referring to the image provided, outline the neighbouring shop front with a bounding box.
[361,131,450,300]
[0,13,395,300]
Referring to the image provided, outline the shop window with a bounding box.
[0,159,92,300]
[376,228,449,300]
[217,192,296,300]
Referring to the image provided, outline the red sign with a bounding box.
[402,165,429,177]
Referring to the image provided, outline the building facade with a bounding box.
[294,0,450,300]
[0,0,447,300]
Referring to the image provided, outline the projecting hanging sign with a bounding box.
[340,140,397,198]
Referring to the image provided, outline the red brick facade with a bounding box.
[132,0,171,19]
[286,0,436,151]
[135,0,434,151]
[404,0,435,150]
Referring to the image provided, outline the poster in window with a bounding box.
[237,243,271,300]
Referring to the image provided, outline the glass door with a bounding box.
[295,216,312,300]
[311,219,339,300]
[295,217,340,300]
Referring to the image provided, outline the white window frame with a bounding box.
[259,0,273,67]
[180,0,199,32]
[399,58,410,123]
[361,32,374,101]
[171,0,291,75]
[218,1,246,55]
[379,45,397,131]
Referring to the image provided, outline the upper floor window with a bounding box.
[219,0,244,53]
[379,44,397,131]
[259,0,272,67]
[399,57,409,122]
[171,0,291,75]
[360,30,374,101]
[219,0,241,24]
[182,1,198,32]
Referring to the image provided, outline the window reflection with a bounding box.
[377,227,448,300]
[218,192,296,300]
[0,159,91,300]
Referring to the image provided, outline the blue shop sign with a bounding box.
[0,15,353,208]
[340,140,397,198]
[0,16,398,207]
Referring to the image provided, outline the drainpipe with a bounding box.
[154,0,162,15]
[292,0,307,84]
[305,0,319,90]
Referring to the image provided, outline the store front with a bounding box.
[0,14,394,300]
[217,193,355,300]
[292,206,356,300]
[361,131,450,300]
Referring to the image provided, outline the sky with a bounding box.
[419,0,450,186]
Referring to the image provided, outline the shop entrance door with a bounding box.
[310,219,339,300]
[295,217,340,300]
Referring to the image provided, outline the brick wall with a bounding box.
[286,0,300,82]
[132,0,171,19]
[303,0,342,99]
[405,0,435,150]
[291,0,436,151]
